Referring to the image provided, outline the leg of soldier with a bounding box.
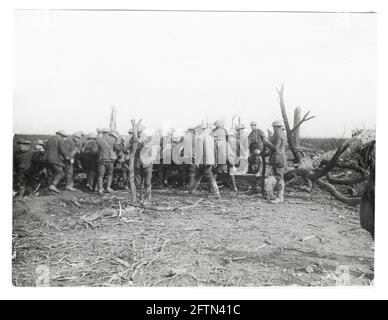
[164,164,172,186]
[190,165,203,194]
[142,166,153,204]
[90,157,98,192]
[65,162,76,191]
[46,163,54,187]
[97,161,107,194]
[135,166,143,203]
[121,162,129,190]
[49,163,65,193]
[16,168,27,196]
[106,161,114,193]
[205,165,221,199]
[186,164,196,190]
[84,156,92,190]
[158,164,164,186]
[271,166,285,204]
[182,164,188,187]
[128,160,137,203]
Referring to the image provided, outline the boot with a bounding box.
[143,187,151,206]
[136,188,142,204]
[270,180,284,204]
[48,185,60,193]
[65,182,77,192]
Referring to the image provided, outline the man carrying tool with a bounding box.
[264,120,287,204]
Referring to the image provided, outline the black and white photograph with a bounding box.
[10,6,378,293]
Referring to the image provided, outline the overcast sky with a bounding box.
[14,10,377,137]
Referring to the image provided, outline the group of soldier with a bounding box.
[13,119,287,204]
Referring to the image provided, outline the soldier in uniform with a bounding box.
[264,121,287,204]
[97,128,104,138]
[63,132,82,191]
[181,127,196,190]
[13,138,35,196]
[248,149,262,174]
[133,126,154,203]
[45,130,69,193]
[96,128,119,194]
[190,123,221,199]
[80,133,99,191]
[212,120,228,180]
[34,139,46,152]
[248,121,266,155]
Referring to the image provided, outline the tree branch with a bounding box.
[315,179,361,206]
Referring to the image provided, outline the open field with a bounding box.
[12,186,374,287]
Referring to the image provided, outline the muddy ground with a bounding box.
[12,186,374,287]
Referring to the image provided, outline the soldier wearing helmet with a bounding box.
[80,133,99,191]
[44,131,70,193]
[248,149,262,175]
[95,129,120,194]
[62,132,83,192]
[35,139,46,152]
[13,138,34,196]
[264,120,287,204]
[249,121,266,155]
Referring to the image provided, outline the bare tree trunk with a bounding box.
[293,107,301,151]
[277,85,303,163]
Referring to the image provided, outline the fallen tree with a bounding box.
[275,85,375,207]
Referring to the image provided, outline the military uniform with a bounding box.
[64,137,79,191]
[248,152,262,174]
[265,122,287,203]
[13,140,35,195]
[81,136,99,191]
[248,128,265,155]
[44,132,69,192]
[190,128,220,198]
[133,138,153,201]
[96,132,119,193]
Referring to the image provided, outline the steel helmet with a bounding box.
[56,130,67,137]
[213,120,222,127]
[272,120,284,128]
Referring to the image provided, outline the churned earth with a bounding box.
[12,186,374,287]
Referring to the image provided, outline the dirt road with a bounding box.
[12,188,374,287]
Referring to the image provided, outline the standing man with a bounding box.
[264,121,287,204]
[96,128,118,194]
[190,123,221,199]
[212,120,228,180]
[133,125,154,204]
[13,138,35,196]
[80,133,99,191]
[63,132,82,192]
[249,121,266,155]
[45,131,69,193]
